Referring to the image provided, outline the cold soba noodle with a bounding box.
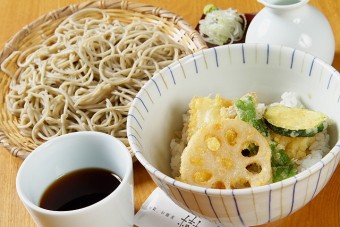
[2,9,190,146]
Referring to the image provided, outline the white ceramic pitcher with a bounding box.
[246,0,335,64]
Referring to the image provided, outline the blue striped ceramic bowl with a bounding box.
[127,44,340,226]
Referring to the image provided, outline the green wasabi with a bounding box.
[203,4,218,15]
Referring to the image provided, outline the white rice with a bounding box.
[170,92,331,178]
[297,130,330,172]
[170,113,189,177]
[277,91,304,108]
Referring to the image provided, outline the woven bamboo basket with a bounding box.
[0,0,207,159]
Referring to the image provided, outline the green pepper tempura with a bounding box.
[234,94,269,137]
[270,142,298,182]
[234,93,298,182]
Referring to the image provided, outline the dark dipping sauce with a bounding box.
[39,168,121,211]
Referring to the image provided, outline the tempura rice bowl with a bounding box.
[127,44,340,226]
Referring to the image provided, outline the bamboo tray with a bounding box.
[0,0,207,159]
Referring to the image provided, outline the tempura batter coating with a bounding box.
[187,95,233,140]
[179,119,272,189]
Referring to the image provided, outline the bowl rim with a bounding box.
[128,43,340,195]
